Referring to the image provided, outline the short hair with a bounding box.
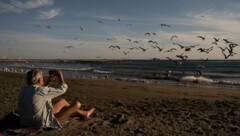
[27,69,43,85]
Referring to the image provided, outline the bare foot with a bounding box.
[86,108,95,118]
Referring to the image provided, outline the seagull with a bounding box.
[166,57,182,66]
[123,51,130,55]
[171,35,178,40]
[79,26,83,31]
[107,38,116,41]
[197,35,205,40]
[133,40,140,44]
[129,47,139,50]
[176,53,188,61]
[126,24,133,26]
[127,39,132,42]
[200,58,209,65]
[197,47,213,53]
[213,37,219,42]
[151,33,157,35]
[159,23,171,28]
[148,40,157,44]
[223,38,231,44]
[74,37,81,40]
[138,47,147,52]
[109,45,120,50]
[144,32,151,36]
[64,46,74,49]
[97,20,104,24]
[151,45,163,51]
[165,48,177,52]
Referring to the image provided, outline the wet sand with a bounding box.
[0,71,240,135]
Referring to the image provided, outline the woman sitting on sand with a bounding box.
[18,69,95,129]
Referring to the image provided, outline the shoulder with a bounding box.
[36,86,51,95]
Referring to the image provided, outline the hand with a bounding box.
[55,69,65,83]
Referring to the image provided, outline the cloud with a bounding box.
[0,0,54,13]
[38,8,61,20]
[183,10,240,33]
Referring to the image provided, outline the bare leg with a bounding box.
[53,98,70,114]
[53,98,95,123]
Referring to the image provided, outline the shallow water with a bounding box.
[0,60,240,89]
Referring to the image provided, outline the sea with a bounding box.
[1,60,240,89]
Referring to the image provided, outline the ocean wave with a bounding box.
[217,80,240,86]
[180,76,215,84]
[93,69,113,74]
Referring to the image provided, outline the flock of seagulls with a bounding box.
[31,17,239,64]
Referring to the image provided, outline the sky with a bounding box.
[0,0,240,60]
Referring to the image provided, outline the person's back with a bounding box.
[18,85,66,128]
[18,68,94,129]
[18,69,67,129]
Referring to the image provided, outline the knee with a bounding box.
[59,98,67,103]
[73,101,81,109]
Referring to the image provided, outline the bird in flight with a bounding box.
[176,53,188,61]
[152,33,157,35]
[138,47,147,52]
[64,46,74,49]
[171,35,178,40]
[159,24,171,28]
[148,40,157,44]
[74,37,80,40]
[97,20,104,24]
[127,39,132,42]
[79,26,83,31]
[165,48,177,52]
[133,40,141,44]
[166,57,182,66]
[197,47,213,53]
[151,45,163,52]
[197,35,206,40]
[109,45,120,50]
[223,38,231,44]
[144,32,151,36]
[123,51,130,55]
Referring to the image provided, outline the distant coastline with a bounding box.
[0,58,239,63]
[0,59,132,63]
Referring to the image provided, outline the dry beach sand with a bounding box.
[0,71,240,135]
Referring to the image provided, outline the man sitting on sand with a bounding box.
[18,68,95,129]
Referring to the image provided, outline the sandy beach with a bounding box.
[0,71,240,135]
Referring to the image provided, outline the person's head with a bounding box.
[27,68,43,85]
